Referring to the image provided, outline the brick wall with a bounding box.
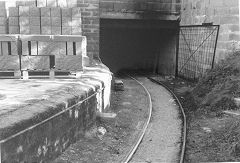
[181,0,240,61]
[78,0,99,60]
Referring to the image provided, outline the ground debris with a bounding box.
[202,127,211,133]
[114,80,124,91]
[153,52,240,162]
[97,126,107,140]
[54,78,149,163]
[183,52,240,162]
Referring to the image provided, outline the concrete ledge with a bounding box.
[100,11,180,20]
[0,63,112,162]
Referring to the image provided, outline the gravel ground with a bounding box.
[53,77,183,163]
[54,78,149,163]
[130,77,182,163]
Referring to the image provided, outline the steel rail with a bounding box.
[148,77,187,163]
[122,75,153,163]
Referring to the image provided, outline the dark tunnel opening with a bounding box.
[100,19,179,75]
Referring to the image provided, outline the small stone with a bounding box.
[97,126,107,140]
[122,102,131,105]
[165,76,170,80]
[145,158,152,163]
[169,99,175,102]
[202,127,211,132]
[17,145,23,153]
[114,80,124,91]
[96,112,117,119]
[97,126,107,135]
[234,143,240,155]
[234,97,240,107]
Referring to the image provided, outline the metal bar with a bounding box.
[0,35,19,42]
[17,36,22,76]
[123,75,152,163]
[211,26,220,69]
[175,27,180,77]
[0,87,104,144]
[180,25,219,28]
[0,143,1,163]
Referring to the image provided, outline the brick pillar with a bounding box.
[77,0,100,60]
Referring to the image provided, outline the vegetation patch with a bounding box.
[155,52,240,161]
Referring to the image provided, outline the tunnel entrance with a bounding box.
[100,19,179,75]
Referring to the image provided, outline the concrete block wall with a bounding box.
[0,2,7,34]
[0,0,96,59]
[9,7,20,34]
[8,6,82,36]
[181,0,240,61]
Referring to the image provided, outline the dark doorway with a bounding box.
[100,19,179,75]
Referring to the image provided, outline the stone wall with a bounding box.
[100,0,181,20]
[99,0,181,75]
[181,0,240,61]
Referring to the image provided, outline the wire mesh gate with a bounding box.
[177,25,219,80]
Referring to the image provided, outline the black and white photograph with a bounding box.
[0,0,239,162]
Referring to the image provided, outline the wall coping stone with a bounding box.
[0,63,112,141]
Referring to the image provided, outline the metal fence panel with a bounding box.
[177,25,219,81]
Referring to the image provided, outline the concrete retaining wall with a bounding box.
[0,63,112,163]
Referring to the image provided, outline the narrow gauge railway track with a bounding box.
[121,75,186,163]
[147,77,187,163]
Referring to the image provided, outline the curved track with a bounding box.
[148,77,187,163]
[122,75,186,163]
[122,75,153,163]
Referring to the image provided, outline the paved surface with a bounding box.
[130,78,182,163]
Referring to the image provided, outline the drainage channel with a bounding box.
[121,75,186,163]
